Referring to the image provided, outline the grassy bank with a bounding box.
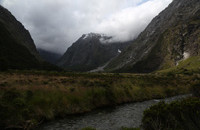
[142,83,200,130]
[142,97,200,130]
[158,56,200,75]
[0,71,196,129]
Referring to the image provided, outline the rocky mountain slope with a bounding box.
[57,33,130,71]
[105,0,200,73]
[0,5,41,60]
[38,48,62,64]
[0,5,58,70]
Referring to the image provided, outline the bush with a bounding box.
[142,97,200,130]
[0,89,33,129]
[191,83,200,97]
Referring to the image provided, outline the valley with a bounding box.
[0,0,200,129]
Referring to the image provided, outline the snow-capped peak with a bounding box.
[82,33,103,40]
[81,33,112,44]
[82,34,89,40]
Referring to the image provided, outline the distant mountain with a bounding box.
[0,5,58,71]
[105,0,200,73]
[38,48,62,64]
[57,33,131,71]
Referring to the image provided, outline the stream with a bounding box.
[38,95,190,130]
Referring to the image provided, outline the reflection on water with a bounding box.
[38,95,190,130]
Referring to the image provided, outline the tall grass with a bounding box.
[0,71,196,129]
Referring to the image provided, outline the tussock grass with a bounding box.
[0,71,196,129]
[142,83,200,130]
[142,97,200,130]
[158,56,200,75]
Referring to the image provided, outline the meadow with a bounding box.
[0,70,197,129]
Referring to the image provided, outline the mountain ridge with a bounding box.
[105,0,200,73]
[0,5,42,61]
[0,5,59,71]
[57,33,131,71]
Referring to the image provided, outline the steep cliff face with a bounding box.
[0,6,58,70]
[0,5,41,60]
[0,21,41,70]
[57,33,130,71]
[106,0,200,73]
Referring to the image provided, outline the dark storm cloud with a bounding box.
[1,0,172,54]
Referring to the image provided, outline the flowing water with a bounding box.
[38,95,190,130]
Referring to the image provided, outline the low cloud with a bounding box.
[1,0,172,54]
[96,0,172,43]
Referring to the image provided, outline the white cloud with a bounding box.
[96,0,172,43]
[1,0,172,54]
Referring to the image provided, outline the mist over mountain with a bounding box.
[0,0,199,73]
[1,0,172,54]
[0,1,200,130]
[57,33,131,71]
[105,0,200,73]
[0,5,41,61]
[0,5,58,70]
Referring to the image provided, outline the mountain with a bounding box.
[105,0,200,73]
[57,33,131,71]
[0,5,58,71]
[38,48,62,64]
[0,5,41,60]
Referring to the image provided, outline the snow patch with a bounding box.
[82,34,89,40]
[83,33,109,42]
[176,52,190,66]
[183,52,190,60]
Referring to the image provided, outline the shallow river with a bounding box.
[38,95,190,130]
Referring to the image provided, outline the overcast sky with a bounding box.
[1,0,172,54]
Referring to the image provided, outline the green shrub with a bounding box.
[0,89,33,129]
[142,97,200,130]
[191,83,200,97]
